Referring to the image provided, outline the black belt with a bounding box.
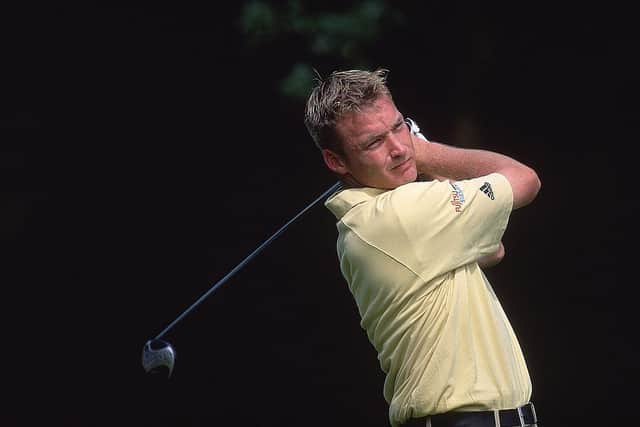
[402,402,537,427]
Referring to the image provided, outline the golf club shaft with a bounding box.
[153,181,343,340]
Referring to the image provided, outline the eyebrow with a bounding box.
[358,115,405,149]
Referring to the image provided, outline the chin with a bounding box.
[385,176,416,190]
[378,171,415,190]
[398,168,418,186]
[357,168,418,189]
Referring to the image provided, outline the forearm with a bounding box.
[415,140,524,180]
[413,137,541,209]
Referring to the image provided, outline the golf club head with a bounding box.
[142,339,175,378]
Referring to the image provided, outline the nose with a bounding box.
[387,134,406,159]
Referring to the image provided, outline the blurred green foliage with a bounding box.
[239,0,406,100]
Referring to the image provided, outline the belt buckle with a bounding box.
[516,402,536,426]
[516,405,525,426]
[529,402,537,424]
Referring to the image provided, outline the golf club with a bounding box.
[141,118,426,377]
[141,180,343,377]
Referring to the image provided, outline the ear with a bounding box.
[322,149,349,175]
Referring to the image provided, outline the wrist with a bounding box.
[413,136,432,175]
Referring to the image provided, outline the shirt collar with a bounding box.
[325,186,387,220]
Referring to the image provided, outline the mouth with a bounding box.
[391,157,412,171]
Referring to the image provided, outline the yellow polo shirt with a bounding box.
[325,173,532,427]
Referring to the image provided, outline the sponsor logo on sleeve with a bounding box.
[450,182,465,212]
[479,182,495,200]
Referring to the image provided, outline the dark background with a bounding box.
[2,3,636,426]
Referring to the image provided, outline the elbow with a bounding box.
[529,168,542,202]
[513,166,541,209]
[526,166,542,203]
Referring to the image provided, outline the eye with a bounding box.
[367,138,383,149]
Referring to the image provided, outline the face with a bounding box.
[323,96,417,189]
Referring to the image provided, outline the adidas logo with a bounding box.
[479,182,495,200]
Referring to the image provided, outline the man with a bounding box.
[304,68,541,427]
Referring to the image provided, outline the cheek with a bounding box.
[351,151,394,178]
[373,154,392,173]
[357,152,385,169]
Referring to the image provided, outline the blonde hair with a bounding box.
[304,68,392,155]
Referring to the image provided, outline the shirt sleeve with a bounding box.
[359,173,513,280]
